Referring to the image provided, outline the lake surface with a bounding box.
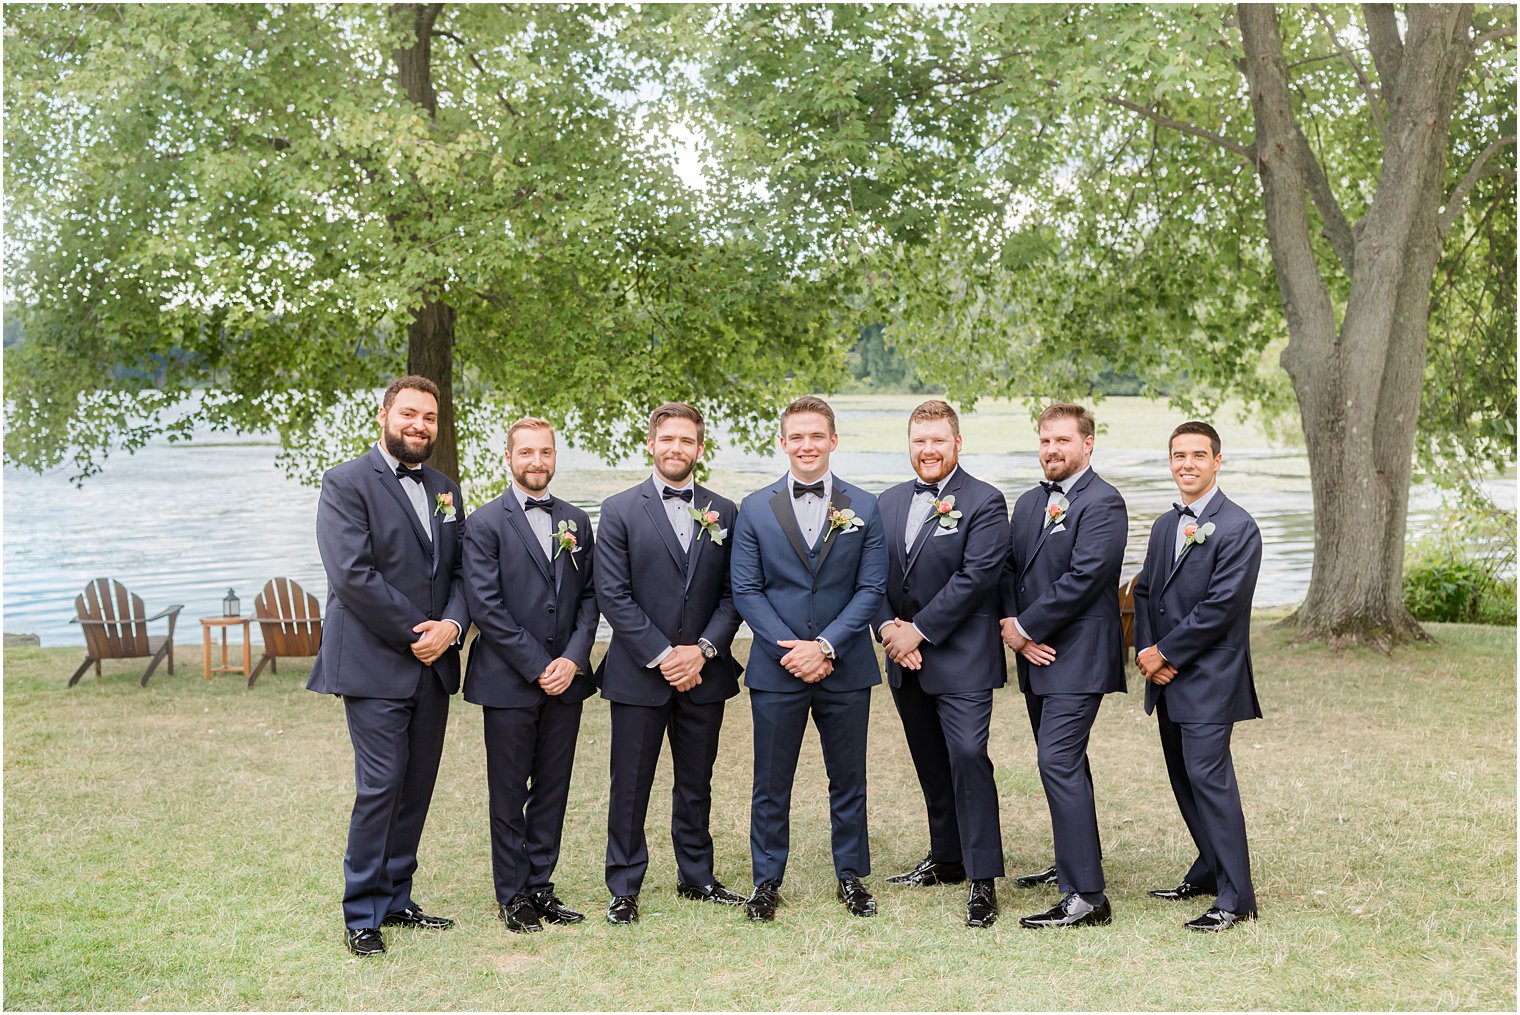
[4,394,1504,646]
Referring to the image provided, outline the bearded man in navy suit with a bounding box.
[730,395,888,922]
[462,417,599,934]
[594,402,746,925]
[875,400,1009,928]
[999,402,1127,929]
[1133,421,1262,932]
[309,374,470,957]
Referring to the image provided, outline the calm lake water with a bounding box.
[4,395,1505,647]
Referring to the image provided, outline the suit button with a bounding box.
[807,623,815,633]
[547,605,556,614]
[809,551,816,558]
[1159,607,1166,615]
[1018,585,1026,594]
[811,585,817,593]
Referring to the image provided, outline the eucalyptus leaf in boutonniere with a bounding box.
[1044,496,1069,529]
[1181,520,1216,552]
[433,492,456,517]
[824,506,865,542]
[923,495,962,532]
[553,519,582,569]
[689,502,727,544]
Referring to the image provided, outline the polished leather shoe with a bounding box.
[745,880,781,922]
[1148,881,1216,901]
[1185,907,1256,932]
[677,881,747,905]
[1019,891,1112,928]
[345,928,385,956]
[886,854,967,887]
[965,879,998,928]
[382,905,455,930]
[606,895,639,925]
[837,877,877,917]
[1013,864,1060,888]
[529,888,584,925]
[499,894,544,934]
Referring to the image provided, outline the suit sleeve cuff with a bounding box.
[911,621,931,645]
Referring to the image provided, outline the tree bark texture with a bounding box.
[1239,3,1474,647]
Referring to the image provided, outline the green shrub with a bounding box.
[1404,536,1517,625]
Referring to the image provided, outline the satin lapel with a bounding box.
[504,495,553,585]
[372,451,433,556]
[422,470,443,576]
[813,487,853,573]
[1163,490,1226,592]
[641,485,689,573]
[684,486,712,593]
[1021,470,1094,579]
[906,471,963,577]
[550,500,575,593]
[882,488,909,575]
[769,484,813,572]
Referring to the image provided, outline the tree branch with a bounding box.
[1293,124,1356,273]
[1311,3,1386,139]
[1439,134,1517,236]
[1472,26,1516,49]
[1102,95,1256,164]
[1364,4,1405,97]
[431,28,522,119]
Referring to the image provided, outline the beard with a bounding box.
[384,426,434,465]
[512,466,553,493]
[1042,455,1084,482]
[912,453,956,484]
[655,455,696,486]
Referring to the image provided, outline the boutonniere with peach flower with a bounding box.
[689,502,728,545]
[1180,520,1216,556]
[553,519,582,569]
[1044,496,1068,529]
[922,495,962,532]
[433,492,456,517]
[824,506,865,542]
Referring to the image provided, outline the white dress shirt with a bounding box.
[654,474,695,551]
[376,442,432,541]
[511,483,555,560]
[1174,483,1221,559]
[789,472,833,546]
[905,466,957,553]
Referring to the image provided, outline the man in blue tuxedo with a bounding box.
[1133,421,1262,932]
[999,402,1127,929]
[462,417,600,934]
[594,402,746,925]
[875,400,1009,928]
[309,375,470,957]
[730,395,888,922]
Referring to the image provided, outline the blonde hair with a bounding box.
[506,416,555,453]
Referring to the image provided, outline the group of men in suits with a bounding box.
[309,377,1263,956]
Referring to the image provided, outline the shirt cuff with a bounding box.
[878,619,898,639]
[444,619,464,645]
[1013,618,1031,641]
[647,645,674,668]
[816,636,836,660]
[910,621,930,645]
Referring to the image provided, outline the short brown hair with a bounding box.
[649,402,705,444]
[1169,420,1221,456]
[1037,402,1095,439]
[781,395,836,435]
[383,374,440,409]
[909,399,960,437]
[506,416,555,453]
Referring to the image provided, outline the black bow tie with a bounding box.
[793,480,825,499]
[524,496,554,512]
[1039,480,1064,495]
[1174,503,1196,518]
[912,480,940,497]
[396,465,424,483]
[662,486,693,502]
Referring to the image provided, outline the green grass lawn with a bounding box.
[4,623,1514,1010]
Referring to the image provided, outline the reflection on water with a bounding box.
[3,397,1499,646]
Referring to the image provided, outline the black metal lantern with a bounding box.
[222,588,240,617]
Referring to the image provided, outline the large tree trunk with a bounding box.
[1240,4,1473,648]
[392,3,460,481]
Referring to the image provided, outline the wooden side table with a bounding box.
[200,616,252,682]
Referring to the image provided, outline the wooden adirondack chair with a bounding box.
[248,577,322,688]
[1119,572,1139,659]
[68,578,184,687]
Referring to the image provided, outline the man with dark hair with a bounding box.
[730,395,888,922]
[463,417,600,933]
[1000,402,1127,929]
[594,402,746,925]
[309,374,469,957]
[876,400,1009,927]
[1133,421,1262,932]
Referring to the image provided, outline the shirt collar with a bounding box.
[1049,464,1088,494]
[376,441,421,477]
[651,474,695,497]
[1181,483,1220,518]
[510,483,552,508]
[916,466,957,492]
[788,472,832,498]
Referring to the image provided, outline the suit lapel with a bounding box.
[641,482,690,574]
[769,482,813,572]
[812,486,852,573]
[504,494,553,585]
[422,469,443,575]
[906,471,962,577]
[1020,470,1094,579]
[684,486,712,593]
[550,498,574,593]
[371,450,433,556]
[1163,490,1226,592]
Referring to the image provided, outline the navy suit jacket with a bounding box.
[730,474,887,693]
[461,491,599,708]
[308,447,470,698]
[874,469,1009,695]
[594,479,742,706]
[999,469,1128,697]
[1132,490,1263,724]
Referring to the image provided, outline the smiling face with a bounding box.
[779,411,838,483]
[378,387,439,465]
[649,416,704,486]
[508,425,557,494]
[1038,415,1094,482]
[1169,432,1222,503]
[909,417,961,484]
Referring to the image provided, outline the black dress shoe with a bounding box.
[1019,891,1112,928]
[837,877,877,917]
[606,895,639,925]
[529,888,584,925]
[886,854,967,887]
[1013,864,1060,888]
[345,927,385,956]
[499,894,544,934]
[1148,881,1216,901]
[965,879,998,928]
[745,880,781,922]
[677,881,747,905]
[1185,907,1256,932]
[382,905,455,930]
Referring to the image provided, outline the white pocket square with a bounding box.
[442,515,458,524]
[933,526,958,537]
[1050,522,1067,534]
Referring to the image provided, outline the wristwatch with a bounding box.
[816,637,836,660]
[698,638,718,660]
